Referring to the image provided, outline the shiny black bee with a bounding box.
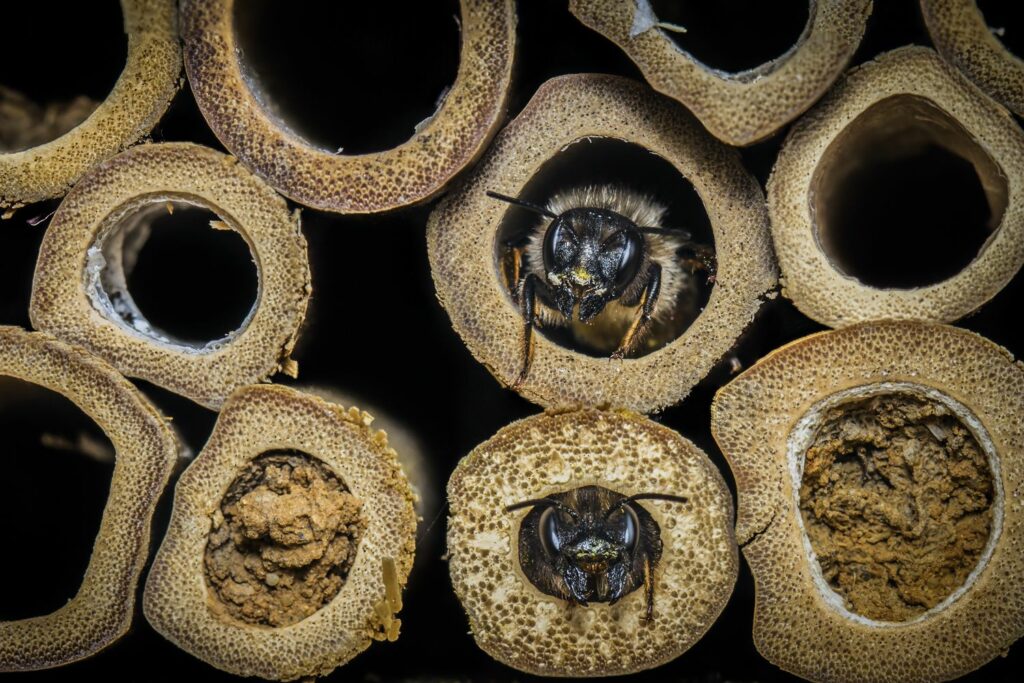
[507,484,688,621]
[489,185,715,388]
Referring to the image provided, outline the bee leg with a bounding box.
[612,263,661,360]
[503,245,525,304]
[642,553,655,623]
[512,273,541,390]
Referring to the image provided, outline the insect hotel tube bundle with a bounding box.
[568,0,872,147]
[29,142,311,410]
[180,0,516,214]
[428,73,776,413]
[0,327,178,671]
[447,408,738,677]
[711,321,1024,683]
[142,384,417,681]
[768,46,1024,327]
[0,0,180,210]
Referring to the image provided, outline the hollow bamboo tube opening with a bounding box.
[922,0,1024,117]
[428,74,775,413]
[30,142,311,410]
[143,384,418,680]
[569,0,871,146]
[0,0,180,210]
[182,0,515,213]
[768,46,1024,328]
[447,408,737,677]
[711,321,1024,683]
[0,327,178,672]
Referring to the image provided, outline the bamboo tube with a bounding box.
[180,0,515,214]
[568,0,871,146]
[921,0,1024,117]
[428,73,776,413]
[143,384,418,680]
[30,142,311,410]
[0,0,180,211]
[711,321,1024,683]
[447,408,737,676]
[768,46,1024,328]
[0,327,178,671]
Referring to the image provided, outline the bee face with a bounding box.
[508,485,687,618]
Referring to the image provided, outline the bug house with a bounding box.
[711,321,1024,683]
[446,408,737,677]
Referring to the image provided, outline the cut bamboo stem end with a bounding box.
[0,0,181,209]
[711,321,1024,683]
[180,0,516,214]
[921,0,1024,117]
[569,0,871,146]
[142,384,418,681]
[30,142,311,410]
[447,408,737,677]
[0,326,178,671]
[428,73,776,413]
[768,46,1024,328]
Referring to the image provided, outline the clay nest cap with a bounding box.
[711,320,1024,683]
[0,0,180,208]
[0,326,178,671]
[921,0,1024,116]
[447,408,737,677]
[181,0,515,213]
[30,142,311,409]
[143,384,417,680]
[568,0,871,146]
[428,73,776,413]
[768,46,1024,328]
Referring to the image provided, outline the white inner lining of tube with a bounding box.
[786,381,1004,628]
[85,196,261,355]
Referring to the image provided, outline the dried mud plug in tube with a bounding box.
[0,327,178,671]
[143,384,418,680]
[768,46,1024,328]
[921,0,1024,116]
[30,142,311,410]
[180,0,515,213]
[568,0,871,146]
[428,74,776,413]
[711,320,1024,683]
[0,0,180,209]
[447,408,737,677]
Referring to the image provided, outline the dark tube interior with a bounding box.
[233,0,461,155]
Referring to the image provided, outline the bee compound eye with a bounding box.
[609,503,639,552]
[542,218,577,270]
[608,229,643,294]
[539,506,564,557]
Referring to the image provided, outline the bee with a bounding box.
[506,485,688,622]
[489,185,715,389]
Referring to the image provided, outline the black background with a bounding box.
[1,1,1022,681]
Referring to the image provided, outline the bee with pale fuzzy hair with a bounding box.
[489,185,715,388]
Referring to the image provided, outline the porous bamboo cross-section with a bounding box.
[447,408,737,677]
[180,0,515,213]
[30,142,311,410]
[569,0,871,146]
[711,321,1024,683]
[428,73,776,413]
[0,0,180,210]
[768,46,1024,328]
[143,384,418,680]
[0,327,178,671]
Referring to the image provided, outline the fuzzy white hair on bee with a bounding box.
[487,184,715,389]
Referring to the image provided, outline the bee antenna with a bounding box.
[605,492,688,518]
[486,191,558,219]
[505,497,579,519]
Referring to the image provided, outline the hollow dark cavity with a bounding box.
[494,138,715,359]
[233,0,461,155]
[649,0,809,73]
[811,95,1005,289]
[977,0,1024,58]
[0,377,114,621]
[96,201,258,347]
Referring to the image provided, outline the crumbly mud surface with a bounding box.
[204,451,365,627]
[799,393,994,622]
